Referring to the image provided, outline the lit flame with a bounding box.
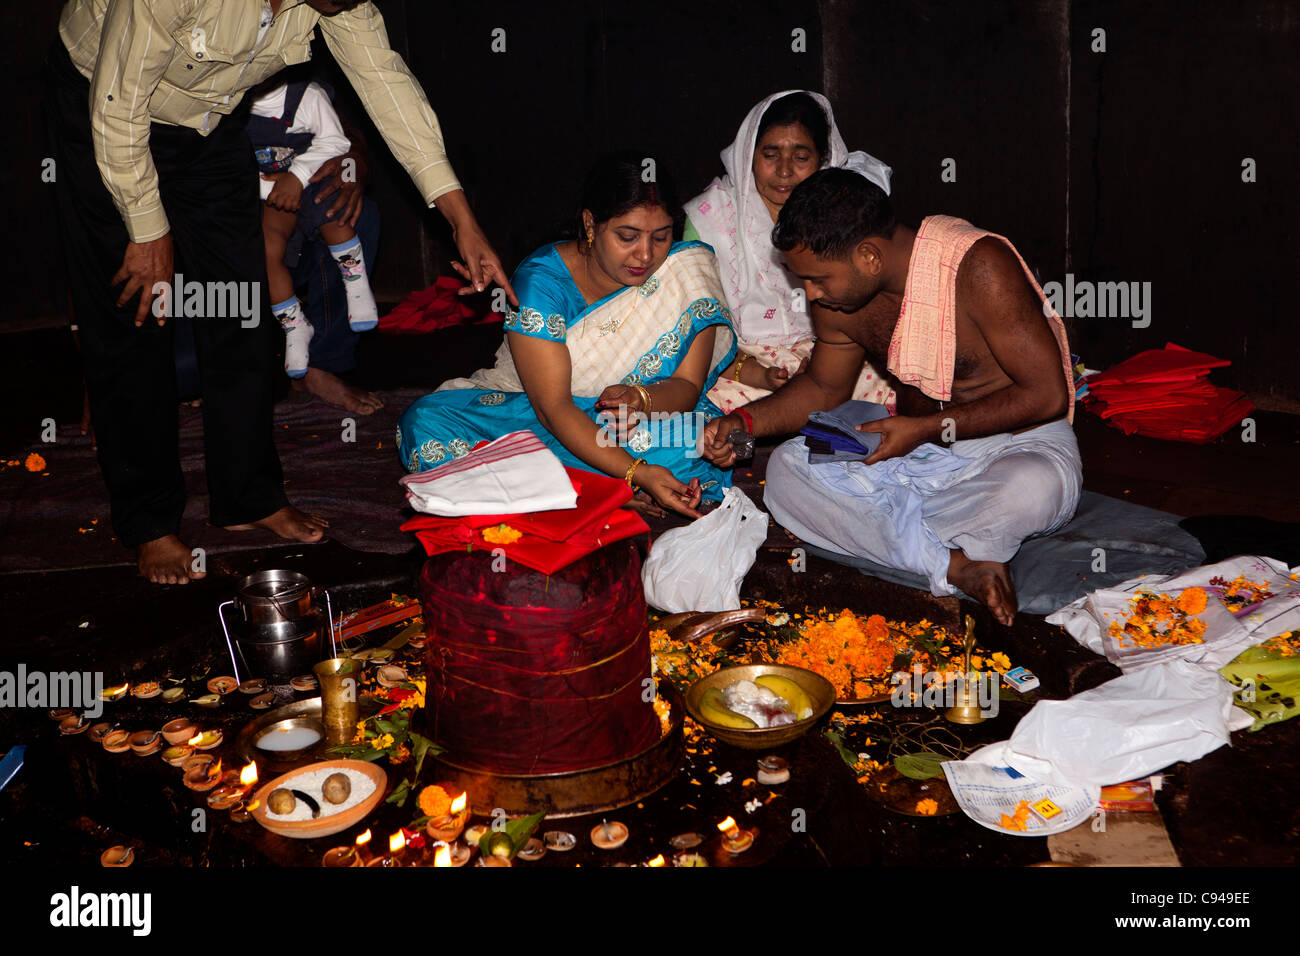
[239,761,258,787]
[717,816,739,837]
[104,683,129,698]
[433,844,451,867]
[188,732,203,746]
[389,830,406,854]
[356,829,372,848]
[647,854,666,867]
[246,799,260,812]
[450,792,467,815]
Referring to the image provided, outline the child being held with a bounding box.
[248,79,378,378]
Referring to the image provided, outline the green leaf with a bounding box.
[385,779,411,807]
[894,751,948,780]
[408,731,441,780]
[825,729,858,769]
[503,811,546,857]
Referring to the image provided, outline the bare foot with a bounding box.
[224,505,329,542]
[292,368,384,415]
[947,550,1018,626]
[625,490,667,519]
[138,534,206,585]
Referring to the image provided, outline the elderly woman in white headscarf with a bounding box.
[684,90,896,413]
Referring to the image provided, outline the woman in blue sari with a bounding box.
[398,153,737,518]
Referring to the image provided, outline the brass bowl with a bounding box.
[684,664,835,750]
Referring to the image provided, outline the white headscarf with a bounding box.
[687,90,892,348]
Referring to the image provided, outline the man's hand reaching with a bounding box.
[111,233,174,327]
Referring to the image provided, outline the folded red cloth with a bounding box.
[379,276,501,333]
[401,467,649,574]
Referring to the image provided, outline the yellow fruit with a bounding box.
[755,674,813,719]
[699,688,758,729]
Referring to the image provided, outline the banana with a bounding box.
[755,674,814,720]
[699,688,758,729]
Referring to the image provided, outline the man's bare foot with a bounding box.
[224,506,329,543]
[292,368,384,415]
[947,550,1018,626]
[138,534,206,585]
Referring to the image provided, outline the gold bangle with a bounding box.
[624,457,647,488]
[733,354,751,381]
[632,384,652,414]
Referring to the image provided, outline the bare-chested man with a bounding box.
[701,169,1080,625]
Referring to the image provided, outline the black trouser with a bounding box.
[46,41,288,548]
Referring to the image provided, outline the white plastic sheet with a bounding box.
[641,487,769,612]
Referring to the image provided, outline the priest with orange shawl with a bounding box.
[701,169,1080,625]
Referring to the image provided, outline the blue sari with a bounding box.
[397,240,738,499]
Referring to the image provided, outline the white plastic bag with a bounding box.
[641,487,769,612]
[1004,660,1254,789]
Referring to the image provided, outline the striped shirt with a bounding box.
[60,0,461,242]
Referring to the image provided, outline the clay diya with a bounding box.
[425,791,469,842]
[669,832,703,850]
[183,760,222,793]
[238,678,267,695]
[87,722,114,744]
[590,820,629,850]
[516,838,546,862]
[102,729,131,754]
[543,830,577,852]
[207,785,244,810]
[59,715,89,736]
[129,730,162,756]
[162,718,197,745]
[190,729,223,751]
[192,693,221,708]
[100,846,134,867]
[161,686,186,703]
[464,824,490,848]
[131,681,161,699]
[180,754,215,775]
[206,676,237,696]
[375,665,407,688]
[162,744,195,767]
[249,692,275,710]
[756,755,790,785]
[322,846,362,868]
[289,674,317,692]
[48,708,77,721]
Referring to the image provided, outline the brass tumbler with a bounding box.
[314,657,360,746]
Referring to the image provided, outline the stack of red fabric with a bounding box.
[400,467,649,575]
[379,276,501,333]
[1082,343,1254,443]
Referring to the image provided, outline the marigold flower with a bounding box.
[24,453,46,473]
[482,523,523,545]
[915,798,939,816]
[417,784,453,818]
[1177,587,1208,615]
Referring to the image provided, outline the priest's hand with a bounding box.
[858,414,934,464]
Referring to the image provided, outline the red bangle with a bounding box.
[735,406,754,433]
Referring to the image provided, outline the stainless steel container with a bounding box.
[217,571,336,683]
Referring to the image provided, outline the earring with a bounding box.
[586,230,594,244]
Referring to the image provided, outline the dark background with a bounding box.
[8,0,1298,405]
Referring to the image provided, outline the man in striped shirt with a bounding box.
[49,0,515,584]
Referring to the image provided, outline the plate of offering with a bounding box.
[251,759,388,839]
[685,664,834,749]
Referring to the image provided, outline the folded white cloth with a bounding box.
[398,430,577,516]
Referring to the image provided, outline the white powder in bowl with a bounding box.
[265,767,377,822]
